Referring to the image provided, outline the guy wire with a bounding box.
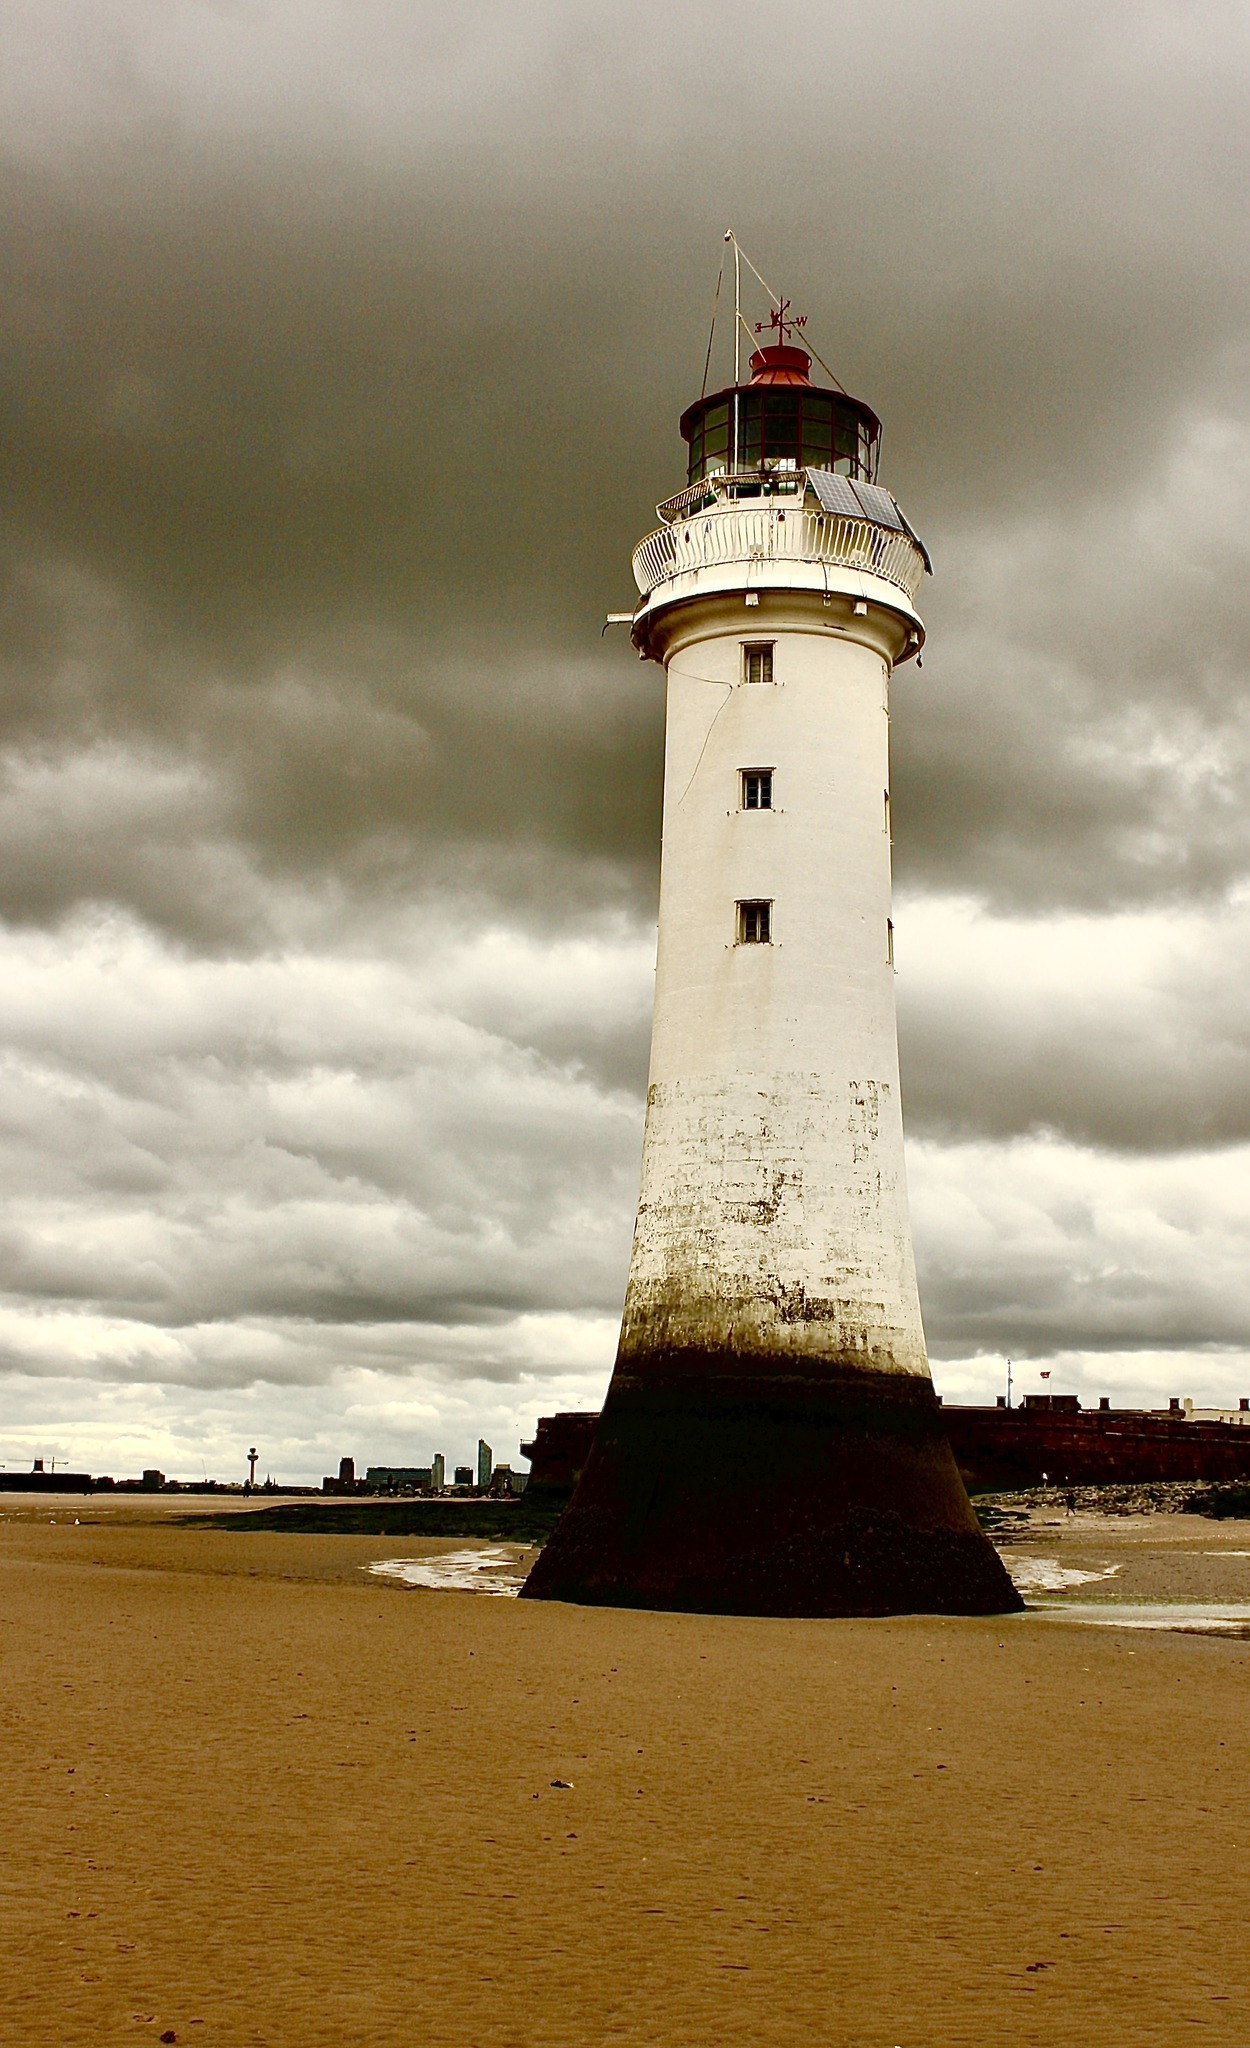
[700,254,724,401]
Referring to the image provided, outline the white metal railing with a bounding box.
[631,506,926,604]
[656,473,807,523]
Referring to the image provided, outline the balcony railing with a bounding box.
[631,505,926,605]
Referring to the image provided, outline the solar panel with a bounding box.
[848,480,905,532]
[807,467,931,574]
[807,469,863,519]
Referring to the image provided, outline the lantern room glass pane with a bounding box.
[685,389,876,482]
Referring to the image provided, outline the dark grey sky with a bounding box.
[2,0,1250,1478]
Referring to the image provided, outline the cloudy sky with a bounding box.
[3,0,1250,1483]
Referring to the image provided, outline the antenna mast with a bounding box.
[726,229,741,472]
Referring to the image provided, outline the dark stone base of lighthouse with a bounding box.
[520,1352,1023,1617]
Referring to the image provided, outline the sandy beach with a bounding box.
[2,1494,1248,2048]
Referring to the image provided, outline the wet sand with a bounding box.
[1,1494,1248,2047]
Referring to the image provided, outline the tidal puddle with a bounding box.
[367,1547,528,1596]
[365,1548,1250,1630]
[1006,1556,1121,1595]
[1027,1601,1250,1636]
[1000,1552,1250,1633]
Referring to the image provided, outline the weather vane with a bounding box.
[754,296,808,344]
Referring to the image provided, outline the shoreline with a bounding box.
[2,1494,1247,2044]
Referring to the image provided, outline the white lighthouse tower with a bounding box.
[524,265,1019,1617]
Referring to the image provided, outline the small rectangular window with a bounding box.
[737,899,772,944]
[741,769,773,810]
[743,642,774,686]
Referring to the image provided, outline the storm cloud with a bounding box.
[2,0,1250,1477]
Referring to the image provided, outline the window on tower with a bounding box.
[737,899,772,944]
[686,400,730,477]
[741,769,773,810]
[742,643,774,686]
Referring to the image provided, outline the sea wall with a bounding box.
[522,1404,1250,1499]
[942,1406,1250,1493]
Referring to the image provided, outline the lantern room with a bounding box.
[679,343,881,487]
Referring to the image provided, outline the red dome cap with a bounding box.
[748,344,812,386]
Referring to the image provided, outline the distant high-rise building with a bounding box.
[477,1439,493,1489]
[431,1453,446,1491]
[454,1465,473,1487]
[338,1456,355,1487]
[364,1465,431,1491]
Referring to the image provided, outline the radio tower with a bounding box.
[524,246,1020,1616]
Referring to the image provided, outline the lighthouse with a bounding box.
[523,267,1020,1617]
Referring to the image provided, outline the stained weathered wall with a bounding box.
[622,602,925,1378]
